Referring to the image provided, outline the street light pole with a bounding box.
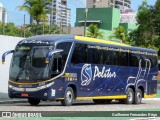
[24,14,26,37]
[2,8,5,35]
[84,8,88,36]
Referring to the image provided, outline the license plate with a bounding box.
[21,93,28,97]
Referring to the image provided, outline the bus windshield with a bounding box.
[9,46,54,82]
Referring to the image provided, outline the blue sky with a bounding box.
[0,0,157,26]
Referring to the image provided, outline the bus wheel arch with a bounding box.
[61,84,77,106]
[68,84,77,99]
[120,86,135,104]
[138,86,144,98]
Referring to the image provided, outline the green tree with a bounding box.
[86,24,104,39]
[17,0,54,35]
[17,0,52,25]
[109,26,127,43]
[128,0,158,50]
[0,22,20,37]
[25,23,61,36]
[153,0,160,54]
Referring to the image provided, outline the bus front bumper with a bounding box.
[8,86,63,101]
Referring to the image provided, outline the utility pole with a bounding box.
[68,23,71,34]
[84,8,88,36]
[43,18,44,35]
[62,18,63,33]
[24,14,26,37]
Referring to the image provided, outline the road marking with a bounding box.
[131,117,160,120]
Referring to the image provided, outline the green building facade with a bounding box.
[75,8,137,40]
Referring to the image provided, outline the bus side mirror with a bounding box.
[2,50,14,64]
[45,49,63,64]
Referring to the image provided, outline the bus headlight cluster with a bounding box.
[37,82,54,90]
[9,85,13,88]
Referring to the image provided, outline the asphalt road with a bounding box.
[0,99,160,112]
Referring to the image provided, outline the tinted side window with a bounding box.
[56,42,72,66]
[140,55,146,68]
[106,51,117,65]
[71,43,87,64]
[147,55,157,68]
[129,53,139,67]
[117,52,128,66]
[87,48,96,64]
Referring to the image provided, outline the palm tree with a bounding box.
[87,24,104,39]
[109,26,127,43]
[17,0,53,25]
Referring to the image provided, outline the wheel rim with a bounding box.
[137,92,142,102]
[128,91,133,102]
[66,91,72,103]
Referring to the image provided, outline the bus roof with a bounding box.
[19,34,156,54]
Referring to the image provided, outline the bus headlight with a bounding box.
[9,85,13,88]
[37,82,54,90]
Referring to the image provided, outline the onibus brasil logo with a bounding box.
[81,64,116,86]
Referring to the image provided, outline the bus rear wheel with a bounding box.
[133,88,142,104]
[28,98,41,106]
[61,87,74,106]
[93,99,112,104]
[124,88,134,104]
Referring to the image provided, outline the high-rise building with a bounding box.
[49,0,71,27]
[86,0,131,12]
[0,3,7,24]
[31,0,71,27]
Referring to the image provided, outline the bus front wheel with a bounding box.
[61,87,74,106]
[28,98,41,106]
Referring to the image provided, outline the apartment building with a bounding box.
[31,0,71,27]
[86,0,131,12]
[48,0,71,27]
[0,3,7,24]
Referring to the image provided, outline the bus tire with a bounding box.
[28,98,40,106]
[133,89,142,104]
[61,87,74,106]
[124,88,134,104]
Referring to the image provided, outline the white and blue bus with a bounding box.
[2,35,158,106]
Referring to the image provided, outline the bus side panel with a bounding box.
[66,64,130,97]
[146,67,158,95]
[65,65,94,97]
[147,81,157,95]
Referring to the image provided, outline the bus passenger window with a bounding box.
[108,51,117,65]
[103,50,111,65]
[98,50,104,64]
[87,48,96,64]
[51,56,63,77]
[117,52,128,66]
[71,43,87,64]
[140,55,146,68]
[56,42,72,69]
[148,55,157,68]
[129,53,139,67]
